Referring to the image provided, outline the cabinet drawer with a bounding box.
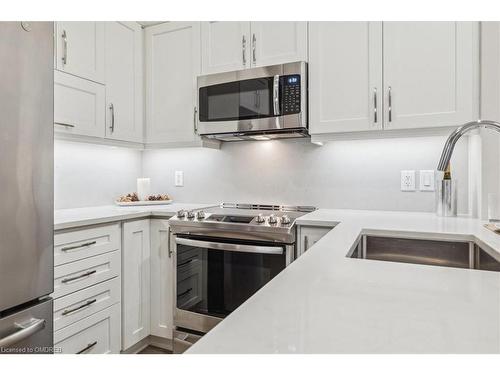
[54,303,121,354]
[54,277,120,332]
[54,70,105,138]
[55,224,121,266]
[53,251,120,299]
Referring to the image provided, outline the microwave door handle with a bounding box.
[175,237,283,255]
[273,75,280,116]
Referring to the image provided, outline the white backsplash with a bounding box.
[54,140,143,209]
[54,136,469,213]
[142,136,470,214]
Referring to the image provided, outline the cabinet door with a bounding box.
[250,22,307,67]
[309,22,383,134]
[383,22,478,130]
[122,220,151,350]
[54,70,105,137]
[145,22,201,145]
[150,220,174,339]
[201,22,250,74]
[297,226,333,257]
[104,22,144,143]
[55,22,105,83]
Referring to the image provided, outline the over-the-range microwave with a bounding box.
[197,61,307,141]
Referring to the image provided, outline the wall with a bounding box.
[54,140,143,209]
[142,136,470,214]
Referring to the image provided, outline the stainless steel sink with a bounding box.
[349,235,500,272]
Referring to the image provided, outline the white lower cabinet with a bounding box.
[121,219,151,350]
[54,303,121,354]
[150,220,174,339]
[297,225,334,257]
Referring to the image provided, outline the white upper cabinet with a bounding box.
[104,22,144,143]
[201,22,251,74]
[54,70,105,137]
[122,220,151,351]
[309,22,383,134]
[250,22,308,67]
[55,22,105,83]
[383,22,477,130]
[145,22,201,145]
[150,220,174,339]
[200,21,307,75]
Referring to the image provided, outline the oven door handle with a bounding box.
[175,237,284,255]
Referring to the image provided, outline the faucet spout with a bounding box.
[437,120,500,171]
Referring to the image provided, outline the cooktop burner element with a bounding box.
[169,203,316,244]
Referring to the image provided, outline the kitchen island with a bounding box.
[188,209,500,354]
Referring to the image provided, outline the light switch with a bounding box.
[401,170,416,191]
[419,170,435,191]
[175,171,184,187]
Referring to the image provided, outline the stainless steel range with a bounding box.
[169,203,315,353]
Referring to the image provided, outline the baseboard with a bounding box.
[120,335,173,354]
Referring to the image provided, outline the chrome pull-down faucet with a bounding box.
[437,120,500,171]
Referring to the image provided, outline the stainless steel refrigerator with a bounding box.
[0,22,54,354]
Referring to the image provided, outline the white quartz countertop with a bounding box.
[54,203,216,230]
[189,209,500,354]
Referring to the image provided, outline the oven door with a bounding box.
[173,236,293,333]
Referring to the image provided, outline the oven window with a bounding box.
[199,77,275,122]
[176,242,286,318]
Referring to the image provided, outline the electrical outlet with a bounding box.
[401,170,416,191]
[419,170,435,191]
[175,171,184,187]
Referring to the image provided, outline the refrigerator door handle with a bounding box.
[0,318,46,348]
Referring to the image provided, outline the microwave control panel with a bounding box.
[281,75,301,115]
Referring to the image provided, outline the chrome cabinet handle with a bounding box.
[388,86,392,123]
[242,35,246,66]
[62,30,68,65]
[193,106,198,134]
[373,88,378,124]
[62,299,97,316]
[61,269,97,284]
[0,318,46,348]
[252,33,256,64]
[168,227,173,258]
[61,240,97,252]
[109,103,115,133]
[304,235,309,252]
[76,341,97,354]
[54,122,75,128]
[273,75,280,116]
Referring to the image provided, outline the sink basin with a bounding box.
[349,235,500,272]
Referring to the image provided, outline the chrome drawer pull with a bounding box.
[61,270,97,284]
[76,341,97,354]
[54,122,75,128]
[61,299,97,316]
[177,288,193,299]
[61,241,97,252]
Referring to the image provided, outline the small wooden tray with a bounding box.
[115,200,173,206]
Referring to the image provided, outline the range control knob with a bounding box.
[196,211,206,220]
[281,215,291,225]
[268,214,278,224]
[255,214,265,223]
[176,210,186,218]
[186,211,195,219]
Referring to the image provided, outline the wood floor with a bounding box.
[138,345,172,354]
